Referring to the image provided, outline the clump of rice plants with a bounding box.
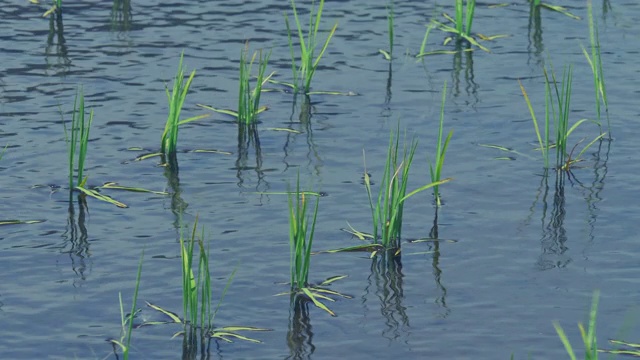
[199,45,274,124]
[0,145,6,160]
[145,217,269,343]
[553,291,599,360]
[237,47,273,124]
[582,0,609,135]
[109,251,144,360]
[161,52,209,156]
[338,126,451,256]
[519,64,606,171]
[429,82,453,207]
[275,175,350,316]
[284,0,338,94]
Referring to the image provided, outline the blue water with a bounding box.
[2,0,640,358]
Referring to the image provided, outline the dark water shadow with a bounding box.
[527,4,544,69]
[111,0,133,32]
[178,327,223,360]
[235,123,269,193]
[536,170,571,270]
[286,296,315,360]
[572,139,611,255]
[521,139,610,270]
[162,153,189,233]
[282,94,322,177]
[362,252,409,342]
[601,0,613,23]
[450,43,479,107]
[62,194,91,284]
[45,9,71,75]
[425,210,450,318]
[381,62,392,119]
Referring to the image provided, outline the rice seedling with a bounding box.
[62,93,164,208]
[553,290,599,360]
[63,89,127,203]
[275,175,350,316]
[519,64,606,171]
[431,0,489,52]
[144,217,269,343]
[289,177,318,291]
[337,126,451,256]
[429,81,453,207]
[161,52,209,156]
[378,1,394,61]
[0,144,6,160]
[109,251,144,360]
[65,88,93,192]
[284,0,338,94]
[237,47,272,124]
[199,45,274,124]
[582,0,609,135]
[455,0,475,39]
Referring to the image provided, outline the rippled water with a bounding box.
[2,0,640,358]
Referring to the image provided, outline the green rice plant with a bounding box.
[65,87,93,191]
[455,0,475,39]
[288,176,319,291]
[63,92,161,208]
[379,1,394,61]
[200,45,273,124]
[145,217,269,343]
[277,175,350,316]
[431,6,490,53]
[519,64,606,171]
[180,218,210,329]
[161,52,208,156]
[284,0,338,94]
[0,145,6,160]
[338,127,451,256]
[238,47,272,124]
[429,81,453,207]
[364,128,451,251]
[431,0,509,53]
[553,290,599,360]
[109,251,144,360]
[582,0,609,135]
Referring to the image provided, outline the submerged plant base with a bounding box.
[142,302,270,343]
[275,275,351,317]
